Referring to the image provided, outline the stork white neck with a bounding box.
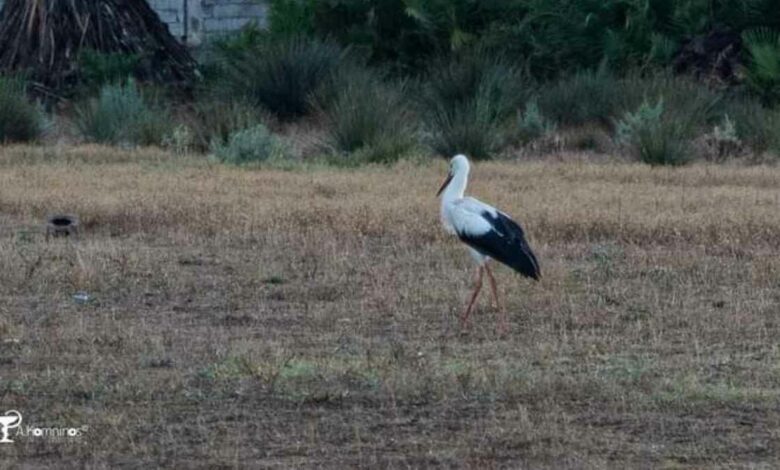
[441,155,470,204]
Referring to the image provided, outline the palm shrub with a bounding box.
[0,76,43,143]
[420,52,527,159]
[217,35,345,120]
[211,124,289,164]
[742,28,780,105]
[75,80,171,146]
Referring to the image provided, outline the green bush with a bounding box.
[218,36,345,120]
[210,124,289,164]
[322,70,415,163]
[723,97,780,154]
[536,68,621,128]
[615,99,693,166]
[616,73,722,129]
[190,98,264,150]
[75,80,171,146]
[0,77,43,143]
[420,52,527,159]
[424,85,508,159]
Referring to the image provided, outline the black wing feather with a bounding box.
[457,210,541,280]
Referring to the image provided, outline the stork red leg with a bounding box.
[484,265,508,334]
[485,264,501,310]
[460,266,483,329]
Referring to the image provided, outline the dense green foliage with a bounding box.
[268,0,780,77]
[78,49,141,89]
[6,0,780,166]
[215,35,346,120]
[0,77,43,143]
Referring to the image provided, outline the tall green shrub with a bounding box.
[75,80,171,146]
[420,52,527,159]
[536,68,621,128]
[0,77,43,143]
[218,36,345,120]
[323,70,415,163]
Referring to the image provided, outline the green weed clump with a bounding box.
[210,124,289,165]
[190,98,264,150]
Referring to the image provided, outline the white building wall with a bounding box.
[0,0,268,45]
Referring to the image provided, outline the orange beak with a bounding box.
[436,173,453,197]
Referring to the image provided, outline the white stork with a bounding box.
[437,154,540,334]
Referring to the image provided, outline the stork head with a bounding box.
[437,154,470,196]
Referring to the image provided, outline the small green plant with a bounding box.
[218,36,345,120]
[616,99,692,165]
[75,81,171,146]
[703,115,742,161]
[210,124,290,165]
[615,99,664,146]
[517,101,556,143]
[0,76,43,143]
[162,124,195,155]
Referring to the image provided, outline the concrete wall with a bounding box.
[150,0,268,45]
[0,0,268,46]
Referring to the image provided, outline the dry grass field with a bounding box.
[1,145,779,468]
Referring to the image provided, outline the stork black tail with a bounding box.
[458,211,541,280]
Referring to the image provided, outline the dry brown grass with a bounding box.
[1,145,780,468]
